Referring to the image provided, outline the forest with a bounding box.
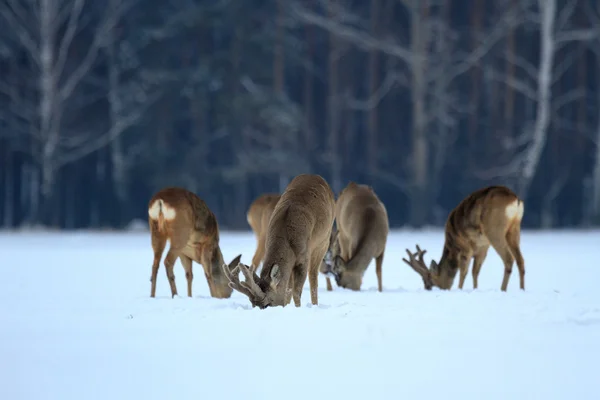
[1,0,600,230]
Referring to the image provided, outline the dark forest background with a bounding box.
[1,0,600,230]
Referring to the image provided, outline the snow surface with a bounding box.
[1,229,599,400]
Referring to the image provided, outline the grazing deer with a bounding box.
[402,185,525,291]
[321,182,389,291]
[148,187,242,298]
[246,193,281,272]
[222,174,335,309]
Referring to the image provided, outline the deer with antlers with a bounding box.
[246,193,281,272]
[321,182,389,291]
[222,174,335,309]
[403,185,525,291]
[148,187,242,298]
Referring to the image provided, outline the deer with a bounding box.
[402,185,525,292]
[147,187,242,299]
[222,174,335,309]
[246,193,281,272]
[321,182,389,292]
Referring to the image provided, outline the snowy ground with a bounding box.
[1,229,599,400]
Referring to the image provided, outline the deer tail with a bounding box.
[149,199,176,234]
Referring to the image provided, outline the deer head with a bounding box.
[222,262,287,309]
[404,244,490,291]
[322,229,348,282]
[322,228,338,268]
[210,252,242,298]
[402,245,440,290]
[321,228,365,291]
[326,253,364,291]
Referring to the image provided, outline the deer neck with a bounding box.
[256,260,291,306]
[435,246,460,289]
[209,245,225,276]
[343,243,373,275]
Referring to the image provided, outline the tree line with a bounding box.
[1,0,599,230]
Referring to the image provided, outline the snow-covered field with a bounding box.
[1,229,599,400]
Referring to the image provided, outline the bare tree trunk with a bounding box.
[429,0,452,214]
[64,170,75,229]
[90,152,105,228]
[591,86,600,223]
[504,0,516,133]
[408,0,430,227]
[366,0,380,174]
[518,0,555,197]
[303,0,315,159]
[232,26,248,226]
[23,163,40,227]
[273,0,285,94]
[38,0,61,225]
[540,171,568,228]
[468,0,483,166]
[107,4,127,219]
[274,0,289,191]
[327,0,342,194]
[3,148,14,228]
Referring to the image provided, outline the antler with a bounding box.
[402,245,435,290]
[222,262,266,301]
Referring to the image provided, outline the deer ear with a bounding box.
[228,254,242,270]
[332,255,346,273]
[270,264,281,286]
[270,264,280,278]
[430,260,439,274]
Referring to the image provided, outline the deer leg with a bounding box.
[457,253,472,290]
[308,265,319,306]
[251,233,266,273]
[163,247,181,298]
[489,239,515,291]
[471,246,489,289]
[319,258,334,291]
[179,255,194,297]
[506,226,525,290]
[325,276,333,291]
[150,234,167,298]
[292,264,308,307]
[309,248,329,306]
[375,251,384,292]
[285,273,295,306]
[200,252,215,298]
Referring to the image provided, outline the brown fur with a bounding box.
[223,174,335,309]
[323,182,389,291]
[148,187,242,298]
[319,228,340,291]
[246,193,281,272]
[403,185,526,291]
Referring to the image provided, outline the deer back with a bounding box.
[261,174,336,280]
[444,185,523,256]
[148,187,218,249]
[247,193,281,236]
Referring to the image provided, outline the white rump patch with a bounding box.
[148,199,177,220]
[148,200,161,220]
[505,199,524,220]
